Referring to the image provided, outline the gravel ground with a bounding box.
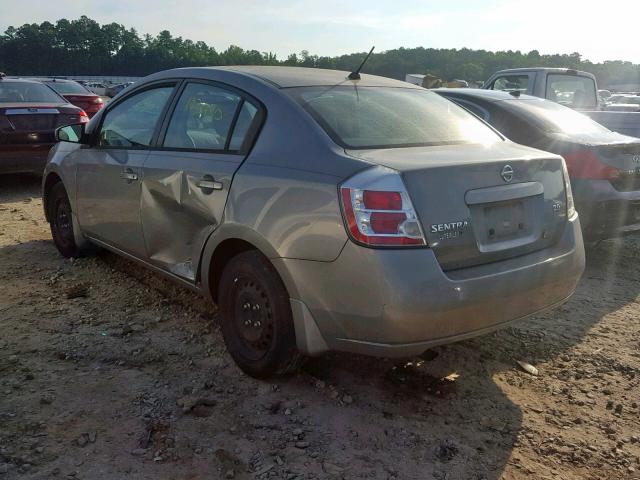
[0,174,639,480]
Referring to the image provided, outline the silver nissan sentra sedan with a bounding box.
[42,66,585,377]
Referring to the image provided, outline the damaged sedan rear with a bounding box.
[42,66,585,377]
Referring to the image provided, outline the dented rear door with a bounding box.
[140,81,259,281]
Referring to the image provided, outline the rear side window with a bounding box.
[229,102,258,150]
[99,86,174,148]
[451,98,489,120]
[545,74,597,109]
[486,105,541,145]
[163,83,243,151]
[290,86,501,149]
[491,75,529,92]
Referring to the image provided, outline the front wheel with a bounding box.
[47,182,92,258]
[218,250,303,378]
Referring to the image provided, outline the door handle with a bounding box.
[197,176,223,191]
[120,168,138,182]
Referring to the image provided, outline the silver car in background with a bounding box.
[43,66,585,377]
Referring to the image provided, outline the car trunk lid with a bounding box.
[0,103,83,144]
[557,134,640,191]
[62,94,101,112]
[593,142,640,192]
[347,143,568,271]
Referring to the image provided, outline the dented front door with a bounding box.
[140,150,242,281]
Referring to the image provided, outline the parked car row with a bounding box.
[84,81,134,97]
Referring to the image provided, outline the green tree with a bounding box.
[1,16,639,89]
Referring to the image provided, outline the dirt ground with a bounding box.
[1,174,639,480]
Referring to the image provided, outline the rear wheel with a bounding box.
[218,250,303,378]
[48,182,92,258]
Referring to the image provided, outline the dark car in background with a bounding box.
[437,89,640,242]
[37,78,104,118]
[105,82,134,98]
[0,74,88,175]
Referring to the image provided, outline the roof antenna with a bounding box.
[348,46,375,80]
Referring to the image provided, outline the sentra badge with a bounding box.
[430,220,470,240]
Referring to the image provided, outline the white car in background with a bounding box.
[85,82,108,96]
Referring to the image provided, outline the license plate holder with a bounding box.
[483,200,527,240]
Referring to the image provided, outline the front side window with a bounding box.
[289,86,501,149]
[492,75,529,92]
[545,74,597,109]
[0,81,64,103]
[98,86,174,148]
[164,83,243,150]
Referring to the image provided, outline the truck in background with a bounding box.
[483,68,640,138]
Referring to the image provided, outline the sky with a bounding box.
[1,0,639,64]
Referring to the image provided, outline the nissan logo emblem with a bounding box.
[501,164,514,183]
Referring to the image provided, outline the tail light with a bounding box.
[340,166,426,247]
[561,159,576,218]
[79,110,89,123]
[563,149,619,180]
[94,97,104,104]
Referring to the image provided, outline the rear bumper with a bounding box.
[573,179,640,240]
[276,214,585,357]
[0,145,51,175]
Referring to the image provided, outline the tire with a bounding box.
[218,250,304,378]
[47,182,91,258]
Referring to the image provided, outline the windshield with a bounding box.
[545,74,597,109]
[501,98,610,135]
[0,81,64,103]
[289,86,502,149]
[46,81,90,95]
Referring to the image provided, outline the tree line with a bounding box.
[1,16,639,88]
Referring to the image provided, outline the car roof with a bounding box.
[434,88,543,103]
[491,67,594,76]
[154,66,421,89]
[29,78,78,83]
[0,77,54,85]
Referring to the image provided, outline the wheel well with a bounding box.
[43,173,63,222]
[208,239,258,303]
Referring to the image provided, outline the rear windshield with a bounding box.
[46,81,90,95]
[545,74,597,109]
[501,98,610,135]
[0,81,64,103]
[289,86,502,149]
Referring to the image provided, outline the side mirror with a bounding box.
[56,123,86,144]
